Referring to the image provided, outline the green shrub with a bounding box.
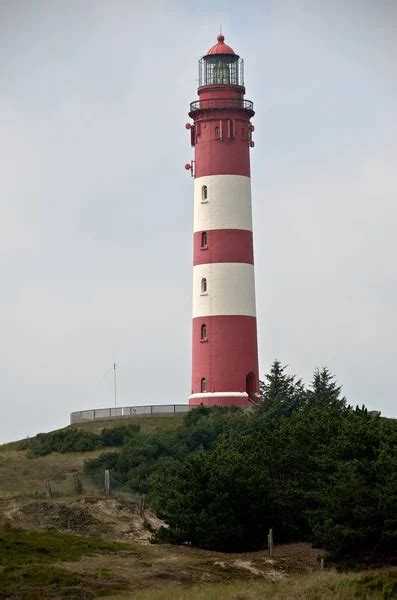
[101,423,140,446]
[23,422,142,457]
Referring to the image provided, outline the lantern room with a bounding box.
[198,34,244,88]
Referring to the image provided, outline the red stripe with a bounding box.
[193,229,254,265]
[191,315,259,395]
[195,136,250,177]
[193,112,252,178]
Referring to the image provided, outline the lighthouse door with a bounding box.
[246,372,255,394]
[246,372,258,405]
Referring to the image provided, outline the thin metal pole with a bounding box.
[113,362,117,408]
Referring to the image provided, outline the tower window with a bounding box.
[201,377,207,393]
[201,231,208,248]
[201,185,208,203]
[215,127,220,139]
[201,277,207,294]
[201,323,207,340]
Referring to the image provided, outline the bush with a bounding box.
[24,423,141,457]
[101,423,140,447]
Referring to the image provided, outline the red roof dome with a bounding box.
[207,34,236,55]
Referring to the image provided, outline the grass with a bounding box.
[0,448,104,498]
[102,570,397,600]
[0,415,184,452]
[0,527,133,566]
[0,415,183,498]
[70,415,185,434]
[1,526,395,599]
[0,527,134,599]
[0,565,130,599]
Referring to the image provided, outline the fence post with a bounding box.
[73,474,83,494]
[150,405,153,417]
[105,470,110,496]
[139,494,146,517]
[45,480,53,498]
[268,528,273,557]
[320,557,325,570]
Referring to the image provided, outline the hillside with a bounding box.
[1,415,395,599]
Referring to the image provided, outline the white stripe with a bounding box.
[193,263,256,318]
[194,175,252,232]
[189,392,249,399]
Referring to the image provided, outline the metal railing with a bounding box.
[189,98,254,113]
[70,404,191,424]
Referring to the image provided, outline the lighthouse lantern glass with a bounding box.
[199,55,244,87]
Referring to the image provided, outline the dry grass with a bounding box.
[100,569,397,600]
[0,415,183,498]
[0,449,104,498]
[33,535,329,600]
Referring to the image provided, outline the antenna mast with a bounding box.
[113,362,117,408]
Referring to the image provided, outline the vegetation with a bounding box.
[127,570,397,600]
[0,526,131,565]
[1,525,396,599]
[18,422,140,457]
[0,527,131,599]
[84,362,396,564]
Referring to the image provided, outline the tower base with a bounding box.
[189,392,253,408]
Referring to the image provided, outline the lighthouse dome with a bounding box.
[207,34,236,56]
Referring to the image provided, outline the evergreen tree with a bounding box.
[307,367,346,409]
[259,360,305,415]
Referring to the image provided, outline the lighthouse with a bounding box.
[186,34,259,408]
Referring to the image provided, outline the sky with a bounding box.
[0,0,396,443]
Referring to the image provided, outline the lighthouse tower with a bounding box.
[186,34,259,408]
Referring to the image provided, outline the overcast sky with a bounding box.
[0,0,396,443]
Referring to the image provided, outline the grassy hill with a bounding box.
[0,416,395,599]
[0,415,183,497]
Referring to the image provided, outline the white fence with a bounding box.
[70,404,191,424]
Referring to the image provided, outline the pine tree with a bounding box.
[307,367,346,409]
[259,360,305,415]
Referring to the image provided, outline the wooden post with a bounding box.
[105,470,110,496]
[268,528,273,557]
[45,480,53,498]
[139,494,146,517]
[73,474,83,494]
[320,557,325,570]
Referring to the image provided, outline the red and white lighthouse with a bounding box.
[186,34,259,408]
